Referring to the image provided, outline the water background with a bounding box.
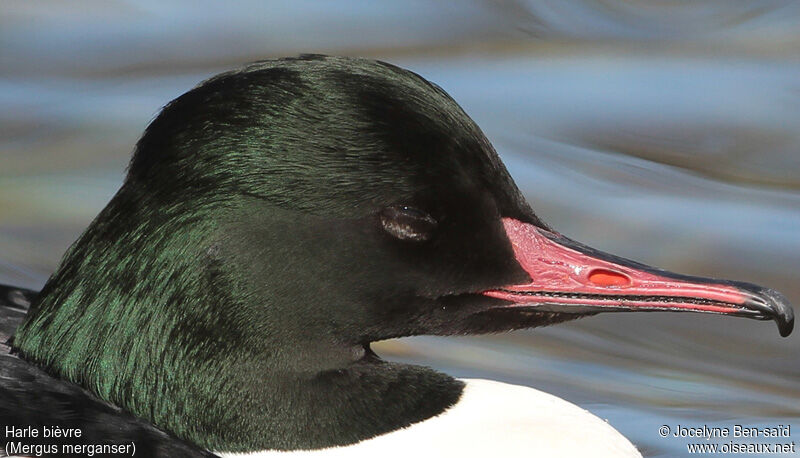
[1,2,799,456]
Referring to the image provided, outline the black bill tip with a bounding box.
[743,286,794,337]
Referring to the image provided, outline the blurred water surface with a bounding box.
[1,2,799,456]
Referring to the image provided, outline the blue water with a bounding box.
[1,2,799,456]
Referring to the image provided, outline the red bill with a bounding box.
[484,219,794,337]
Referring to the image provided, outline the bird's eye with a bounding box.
[379,205,438,242]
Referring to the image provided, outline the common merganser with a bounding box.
[1,55,793,458]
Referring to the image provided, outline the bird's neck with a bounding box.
[161,351,465,452]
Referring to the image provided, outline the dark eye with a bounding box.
[379,205,438,242]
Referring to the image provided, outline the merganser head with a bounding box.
[12,55,793,452]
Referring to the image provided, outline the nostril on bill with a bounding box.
[588,268,631,287]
